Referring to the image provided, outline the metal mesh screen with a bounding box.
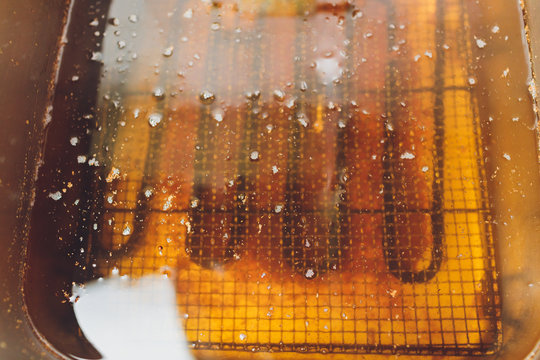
[84,0,501,355]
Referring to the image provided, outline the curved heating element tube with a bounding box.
[187,3,244,268]
[380,0,445,283]
[281,5,351,279]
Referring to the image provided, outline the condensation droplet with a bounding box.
[162,46,174,57]
[183,8,193,19]
[199,90,215,105]
[122,224,131,236]
[91,51,103,62]
[400,151,415,160]
[250,151,259,161]
[148,113,162,127]
[352,9,363,19]
[475,38,487,49]
[245,90,261,101]
[144,188,153,198]
[304,268,316,279]
[273,89,285,101]
[297,113,309,127]
[49,191,62,201]
[212,108,224,122]
[153,87,165,99]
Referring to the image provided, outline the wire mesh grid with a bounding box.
[85,0,501,355]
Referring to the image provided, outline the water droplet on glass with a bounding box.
[468,77,476,85]
[105,167,121,183]
[91,51,103,62]
[304,268,316,279]
[212,108,224,122]
[273,89,285,101]
[274,204,283,213]
[245,90,261,101]
[49,191,62,201]
[162,46,174,57]
[163,195,173,211]
[491,25,500,33]
[153,87,165,99]
[352,9,363,19]
[183,8,193,19]
[128,14,138,23]
[475,38,487,49]
[297,113,309,127]
[122,224,131,236]
[250,151,259,161]
[148,113,163,127]
[503,153,511,161]
[239,333,247,341]
[210,22,221,31]
[400,151,415,160]
[199,90,215,105]
[117,40,126,49]
[422,166,429,172]
[70,137,79,146]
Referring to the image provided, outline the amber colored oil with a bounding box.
[24,0,540,358]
